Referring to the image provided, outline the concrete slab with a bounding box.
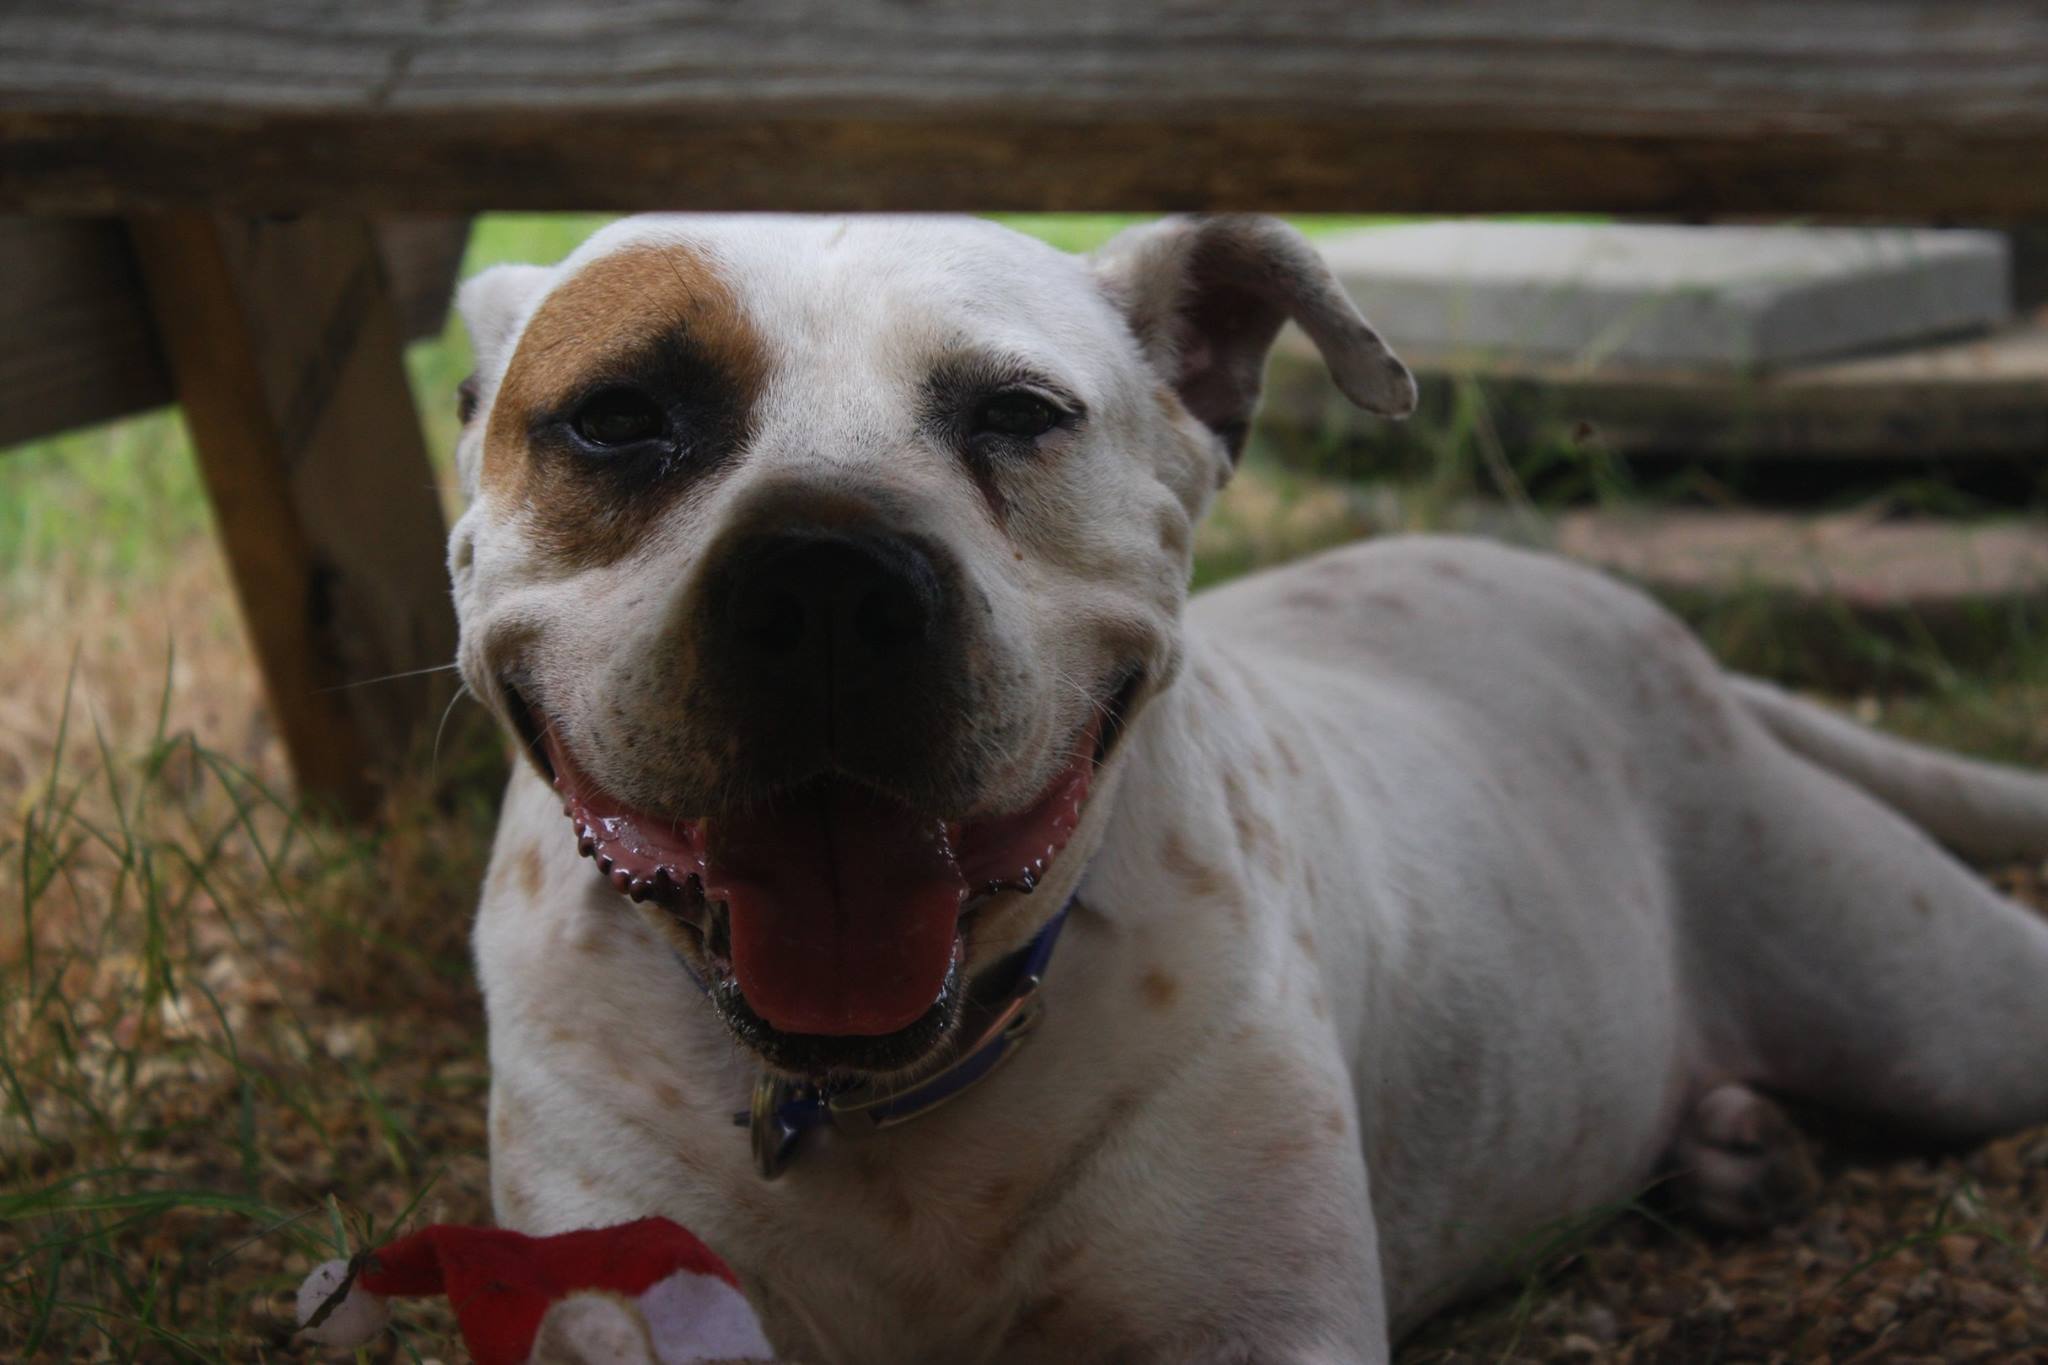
[1320,222,2011,370]
[1262,316,2048,463]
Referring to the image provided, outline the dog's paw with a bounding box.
[1669,1083,1820,1233]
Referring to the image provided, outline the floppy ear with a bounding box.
[1091,215,1415,460]
[456,263,553,390]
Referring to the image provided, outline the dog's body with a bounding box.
[454,215,2048,1363]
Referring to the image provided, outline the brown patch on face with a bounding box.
[651,1081,683,1109]
[1160,827,1232,899]
[517,843,546,898]
[482,242,769,570]
[1138,967,1180,1011]
[1293,925,1317,956]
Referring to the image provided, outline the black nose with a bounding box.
[721,529,941,671]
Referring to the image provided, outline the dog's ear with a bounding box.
[456,263,553,390]
[1091,215,1415,459]
[451,263,551,496]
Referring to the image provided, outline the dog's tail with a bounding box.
[1731,674,2048,863]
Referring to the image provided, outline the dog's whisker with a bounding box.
[317,661,463,694]
[428,681,478,784]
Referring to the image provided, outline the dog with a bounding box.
[448,213,2048,1363]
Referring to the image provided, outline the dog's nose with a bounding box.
[721,529,941,672]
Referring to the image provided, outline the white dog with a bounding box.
[448,214,2048,1363]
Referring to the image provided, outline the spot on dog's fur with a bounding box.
[1005,1289,1069,1343]
[1362,590,1415,618]
[1293,926,1317,956]
[1911,892,1934,916]
[1139,967,1180,1011]
[1224,770,1275,860]
[499,1170,533,1220]
[1156,504,1190,555]
[517,843,546,897]
[1160,828,1231,899]
[482,242,768,569]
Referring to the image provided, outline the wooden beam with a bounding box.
[2,2,2047,217]
[0,216,469,451]
[0,217,169,446]
[127,214,459,817]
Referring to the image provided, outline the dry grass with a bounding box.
[0,544,496,1359]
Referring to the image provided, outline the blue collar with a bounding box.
[733,902,1073,1179]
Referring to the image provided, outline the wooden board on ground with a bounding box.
[2,2,2048,216]
[1555,505,2048,688]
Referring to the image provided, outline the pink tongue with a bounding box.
[704,783,967,1036]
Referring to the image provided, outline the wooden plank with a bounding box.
[376,215,472,341]
[0,217,169,446]
[3,2,2048,216]
[127,213,459,817]
[0,215,468,450]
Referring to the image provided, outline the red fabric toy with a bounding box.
[295,1217,775,1363]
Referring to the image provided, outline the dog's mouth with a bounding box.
[517,674,1137,1055]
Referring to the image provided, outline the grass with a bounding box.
[3,213,2047,1358]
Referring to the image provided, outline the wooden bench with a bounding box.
[3,0,2045,816]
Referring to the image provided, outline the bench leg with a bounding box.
[127,214,460,819]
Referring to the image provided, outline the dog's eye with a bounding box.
[572,389,666,447]
[972,391,1061,441]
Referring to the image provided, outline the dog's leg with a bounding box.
[1733,676,2048,862]
[1685,727,2048,1143]
[1667,1083,1819,1232]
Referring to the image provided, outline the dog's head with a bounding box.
[450,215,1410,1078]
